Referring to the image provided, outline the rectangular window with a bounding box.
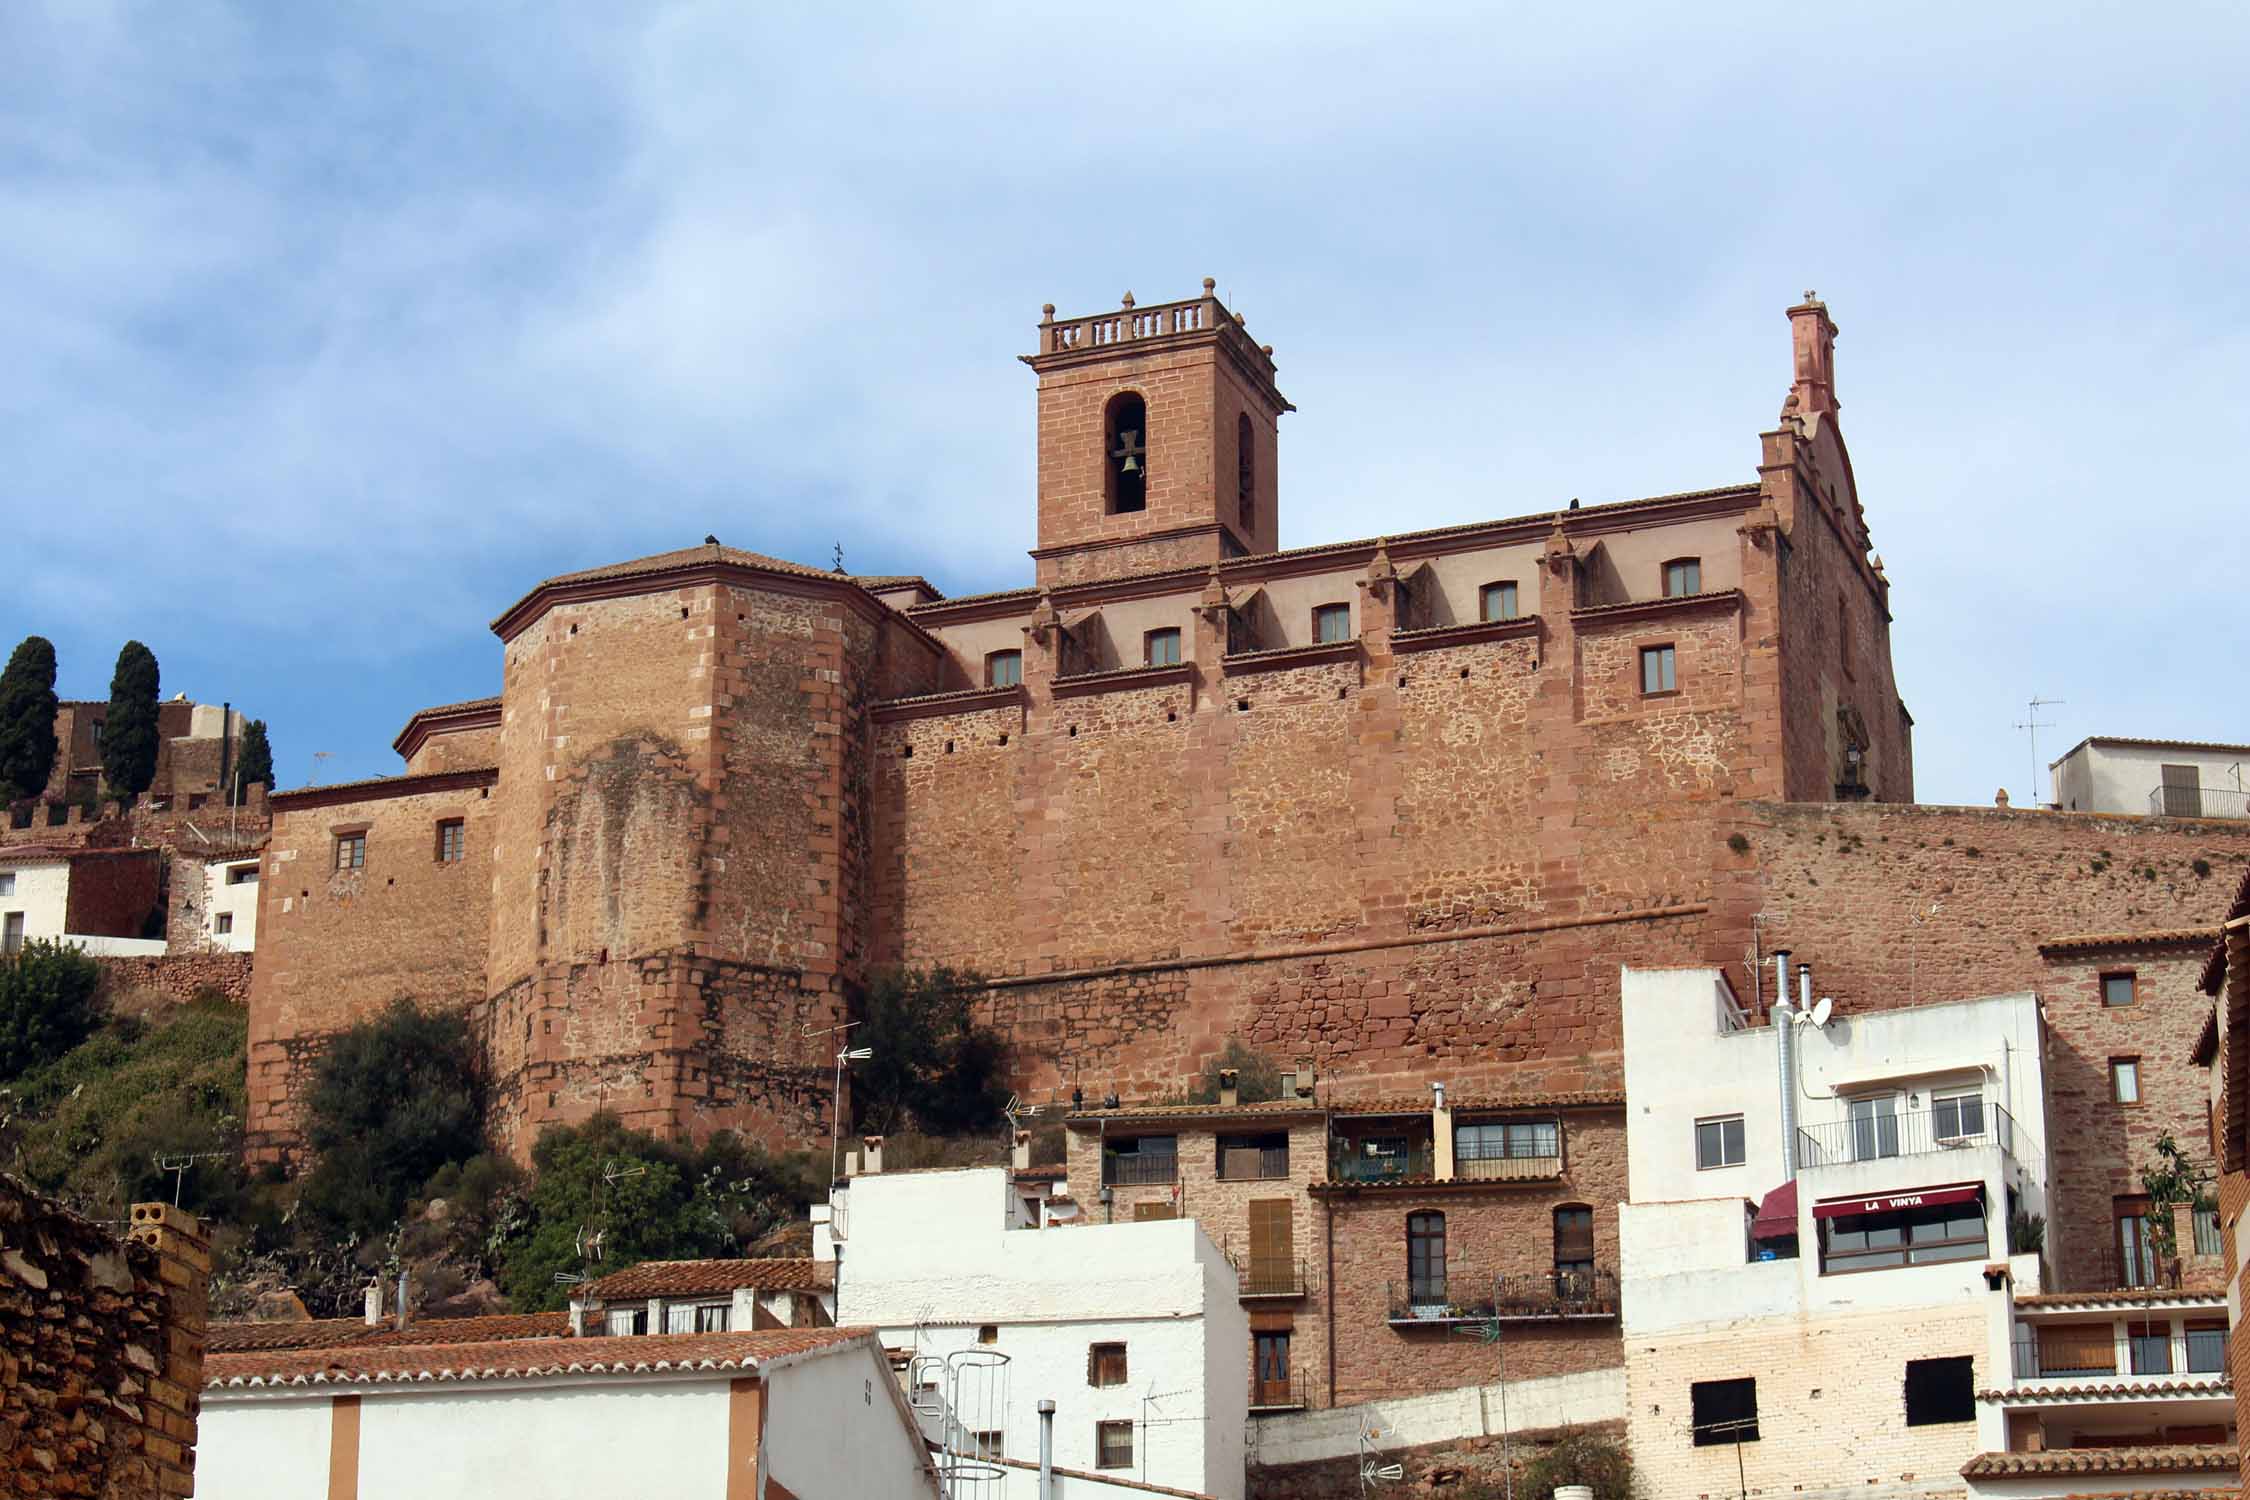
[1144,628,1182,667]
[1640,645,1677,695]
[334,834,366,871]
[604,1306,647,1336]
[1479,581,1520,622]
[2111,1058,2140,1103]
[1821,1201,1987,1274]
[2102,971,2137,1008]
[2186,1319,2228,1373]
[436,819,465,863]
[226,863,259,885]
[2115,1197,2157,1288]
[0,873,13,897]
[1930,1091,1986,1142]
[2,912,22,956]
[1456,1120,1559,1162]
[1095,1421,1133,1470]
[1690,1376,1758,1446]
[664,1301,697,1335]
[1407,1212,1447,1303]
[1253,1331,1293,1405]
[986,650,1023,689]
[214,913,234,936]
[1554,1205,1596,1277]
[1102,1135,1178,1185]
[1218,1133,1289,1180]
[1848,1094,1901,1161]
[1313,603,1352,643]
[1246,1198,1294,1292]
[1664,559,1702,598]
[1089,1342,1127,1387]
[1695,1116,1745,1170]
[2128,1319,2172,1375]
[2193,1206,2222,1258]
[1903,1356,1975,1426]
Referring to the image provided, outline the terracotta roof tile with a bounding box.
[1960,1445,2237,1478]
[582,1257,832,1300]
[2013,1288,2226,1310]
[1065,1099,1326,1124]
[2039,929,2218,956]
[1978,1377,2231,1400]
[208,1312,568,1354]
[1331,1089,1626,1116]
[207,1325,872,1390]
[538,543,841,590]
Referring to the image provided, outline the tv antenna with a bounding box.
[2013,695,2062,809]
[1453,1286,1516,1500]
[1356,1420,1404,1494]
[309,750,333,787]
[154,1151,228,1206]
[804,1020,873,1189]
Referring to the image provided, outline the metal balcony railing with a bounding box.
[1234,1255,1310,1298]
[1329,1144,1436,1184]
[2147,785,2250,819]
[1453,1150,1564,1182]
[1102,1153,1178,1186]
[1386,1267,1620,1324]
[1249,1365,1310,1411]
[2012,1331,2117,1380]
[1796,1102,2035,1174]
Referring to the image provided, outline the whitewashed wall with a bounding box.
[202,859,261,951]
[196,1395,333,1499]
[0,859,69,945]
[2051,740,2249,815]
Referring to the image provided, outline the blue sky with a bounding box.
[3,2,2243,801]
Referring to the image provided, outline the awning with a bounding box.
[1750,1180,1799,1240]
[1812,1182,1983,1220]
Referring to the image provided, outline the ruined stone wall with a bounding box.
[97,952,255,1012]
[246,773,496,1161]
[0,1184,208,1499]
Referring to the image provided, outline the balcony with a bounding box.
[1330,1144,1436,1184]
[2147,785,2250,819]
[2011,1325,2229,1381]
[1454,1149,1563,1183]
[1249,1365,1310,1413]
[1386,1268,1620,1326]
[1796,1102,2034,1174]
[1102,1152,1178,1187]
[1234,1255,1311,1299]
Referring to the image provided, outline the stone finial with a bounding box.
[1871,553,1888,580]
[1196,566,1230,621]
[1202,277,1216,295]
[1041,303,1055,322]
[1361,538,1398,602]
[1120,291,1135,309]
[1028,590,1062,645]
[1995,788,2011,808]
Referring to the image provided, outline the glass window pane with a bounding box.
[1721,1118,1743,1163]
[2114,1062,2140,1102]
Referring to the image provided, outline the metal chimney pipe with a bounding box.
[1037,1398,1056,1499]
[1799,963,1813,1014]
[395,1269,409,1332]
[1773,951,1797,1177]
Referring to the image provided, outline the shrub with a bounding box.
[297,999,486,1240]
[101,642,161,801]
[0,940,104,1080]
[849,966,1009,1136]
[1188,1039,1285,1105]
[1517,1428,1636,1500]
[231,719,274,803]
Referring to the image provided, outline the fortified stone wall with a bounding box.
[0,1184,209,1500]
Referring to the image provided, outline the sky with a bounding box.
[3,2,2244,803]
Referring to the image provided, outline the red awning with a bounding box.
[1811,1183,1983,1220]
[1750,1180,1799,1240]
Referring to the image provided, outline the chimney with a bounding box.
[1292,1062,1315,1098]
[364,1281,384,1327]
[1785,293,1839,418]
[1218,1068,1240,1108]
[1012,1130,1033,1170]
[395,1269,410,1332]
[1431,1081,1455,1181]
[861,1135,884,1175]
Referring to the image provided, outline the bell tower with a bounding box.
[1022,279,1293,587]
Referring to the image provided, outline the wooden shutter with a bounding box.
[1249,1200,1293,1264]
[2161,764,2200,817]
[1134,1202,1176,1222]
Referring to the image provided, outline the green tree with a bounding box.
[849,966,1009,1137]
[101,641,161,801]
[231,718,274,803]
[1188,1038,1285,1105]
[0,636,60,803]
[497,1113,816,1311]
[0,940,105,1081]
[2138,1130,2213,1284]
[297,999,486,1240]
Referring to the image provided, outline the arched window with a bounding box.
[1406,1212,1446,1304]
[1554,1204,1595,1293]
[1105,392,1148,514]
[1237,412,1255,532]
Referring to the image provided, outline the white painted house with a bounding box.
[829,1165,1249,1500]
[2049,735,2250,818]
[202,854,262,951]
[198,1325,940,1500]
[0,848,68,954]
[1618,962,2052,1500]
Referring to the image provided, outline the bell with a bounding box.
[1121,454,1142,475]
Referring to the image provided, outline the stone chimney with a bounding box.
[1292,1062,1315,1099]
[1218,1068,1240,1108]
[1785,292,1840,418]
[1012,1130,1033,1170]
[1430,1082,1455,1181]
[364,1281,383,1327]
[861,1135,884,1175]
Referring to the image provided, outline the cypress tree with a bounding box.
[0,636,60,803]
[231,718,274,803]
[101,642,161,801]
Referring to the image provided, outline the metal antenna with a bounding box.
[2013,695,2062,808]
[309,750,333,787]
[801,1019,873,1191]
[1451,1282,1514,1500]
[1003,1093,1043,1158]
[154,1151,227,1206]
[1356,1419,1403,1494]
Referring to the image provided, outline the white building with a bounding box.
[1619,962,2051,1500]
[199,1325,940,1499]
[568,1257,836,1335]
[202,853,262,951]
[829,1164,1249,1500]
[0,848,68,954]
[2049,735,2250,818]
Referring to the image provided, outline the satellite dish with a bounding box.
[1810,997,1834,1029]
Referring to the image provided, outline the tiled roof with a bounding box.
[583,1257,832,1300]
[268,766,498,806]
[207,1325,872,1390]
[1065,1098,1327,1124]
[1331,1089,1626,1116]
[2053,1491,2238,1499]
[2013,1288,2226,1310]
[2202,865,2250,996]
[2040,928,2217,956]
[1960,1445,2238,1478]
[537,542,842,590]
[1979,1377,2231,1401]
[208,1312,568,1354]
[401,695,500,719]
[0,845,73,863]
[2055,735,2250,760]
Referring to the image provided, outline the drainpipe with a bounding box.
[1773,951,1797,1177]
[1037,1398,1056,1499]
